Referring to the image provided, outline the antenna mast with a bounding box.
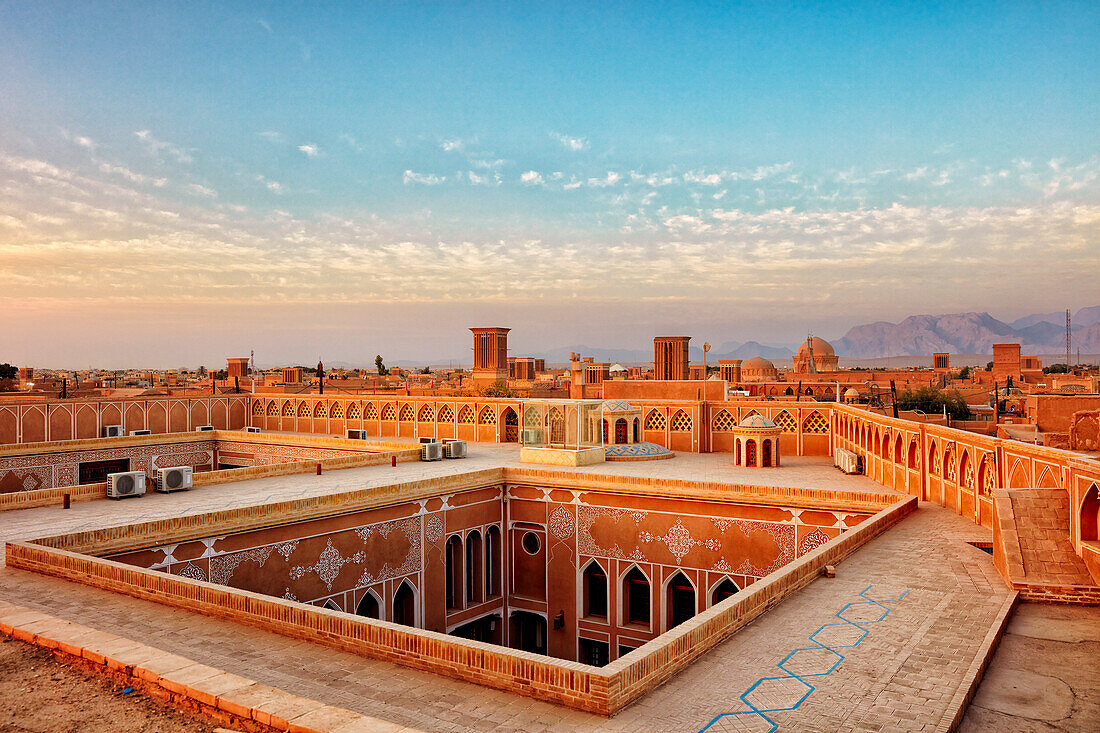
[1066,309,1071,368]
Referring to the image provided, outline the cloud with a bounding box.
[97,162,166,187]
[467,171,488,185]
[298,143,320,158]
[255,174,283,193]
[339,133,367,152]
[551,132,588,151]
[587,171,621,187]
[563,180,583,190]
[187,183,217,197]
[520,170,544,185]
[440,139,464,152]
[684,170,723,186]
[403,170,445,185]
[74,136,96,151]
[134,130,193,164]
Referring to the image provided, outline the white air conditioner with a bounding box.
[345,429,365,440]
[421,442,444,461]
[520,429,541,445]
[443,439,467,459]
[107,471,146,499]
[835,448,861,475]
[156,466,193,493]
[129,429,152,436]
[244,426,261,433]
[103,425,124,438]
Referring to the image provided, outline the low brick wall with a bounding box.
[7,491,917,714]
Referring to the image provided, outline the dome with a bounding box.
[608,363,627,373]
[743,356,776,371]
[738,415,778,429]
[602,399,636,413]
[797,336,835,357]
[843,387,860,398]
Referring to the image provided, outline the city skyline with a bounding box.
[2,1,1098,367]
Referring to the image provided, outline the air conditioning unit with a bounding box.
[520,429,541,445]
[421,442,444,461]
[835,448,861,475]
[129,429,152,436]
[103,425,124,438]
[443,439,467,459]
[156,466,193,493]
[418,437,438,444]
[107,471,146,499]
[345,429,365,440]
[244,426,262,433]
[195,425,215,432]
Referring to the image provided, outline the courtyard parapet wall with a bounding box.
[6,474,914,715]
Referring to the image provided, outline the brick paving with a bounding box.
[1009,489,1095,585]
[0,485,1013,732]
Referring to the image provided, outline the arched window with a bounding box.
[465,530,483,604]
[762,439,772,467]
[665,571,696,630]
[746,439,757,467]
[478,406,496,425]
[784,387,794,396]
[356,590,381,619]
[502,408,519,442]
[670,410,692,432]
[735,438,742,465]
[929,441,940,475]
[633,418,640,442]
[417,404,433,422]
[393,581,416,627]
[615,418,628,444]
[445,536,463,610]
[602,419,608,444]
[252,401,264,416]
[773,411,797,433]
[347,402,361,419]
[548,407,565,443]
[399,404,414,422]
[880,431,890,459]
[623,567,650,626]
[894,435,903,463]
[1081,485,1099,542]
[803,411,828,433]
[711,578,739,606]
[282,402,294,417]
[644,410,666,431]
[322,599,341,612]
[944,445,957,482]
[961,451,975,489]
[582,561,608,619]
[266,402,278,416]
[979,455,996,496]
[364,402,378,420]
[298,402,312,417]
[711,410,735,432]
[331,402,344,419]
[485,525,502,597]
[314,402,327,418]
[381,404,397,421]
[437,404,454,422]
[457,405,475,424]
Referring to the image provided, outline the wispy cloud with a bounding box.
[187,183,217,197]
[258,19,273,34]
[520,170,543,186]
[255,174,283,193]
[551,131,588,151]
[297,143,320,158]
[403,170,445,185]
[134,130,194,164]
[98,162,166,187]
[440,139,465,152]
[258,130,284,143]
[587,171,621,187]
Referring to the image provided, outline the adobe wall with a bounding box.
[1025,395,1100,433]
[602,380,728,402]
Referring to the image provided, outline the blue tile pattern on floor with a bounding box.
[604,441,673,458]
[699,585,909,733]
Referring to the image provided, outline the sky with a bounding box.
[1,1,1098,368]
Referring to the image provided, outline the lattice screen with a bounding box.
[711,410,735,432]
[437,405,454,422]
[644,410,666,430]
[802,411,828,434]
[670,410,693,432]
[381,404,397,421]
[773,411,797,433]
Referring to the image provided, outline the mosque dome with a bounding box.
[738,415,778,430]
[743,356,776,371]
[609,363,627,373]
[796,336,835,357]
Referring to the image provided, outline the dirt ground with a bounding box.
[0,638,217,733]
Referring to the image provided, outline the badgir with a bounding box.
[0,330,1098,732]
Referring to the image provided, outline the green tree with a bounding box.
[375,355,387,375]
[420,366,431,374]
[985,361,993,371]
[957,366,970,379]
[481,380,512,398]
[0,363,16,380]
[895,386,972,420]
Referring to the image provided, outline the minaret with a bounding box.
[805,332,818,374]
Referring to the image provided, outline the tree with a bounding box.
[375,355,387,375]
[957,366,970,379]
[985,361,993,371]
[0,363,16,380]
[420,366,431,374]
[895,386,972,420]
[481,380,512,398]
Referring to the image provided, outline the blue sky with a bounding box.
[1,2,1098,367]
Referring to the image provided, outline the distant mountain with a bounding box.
[1010,306,1100,330]
[714,341,794,360]
[832,308,1100,358]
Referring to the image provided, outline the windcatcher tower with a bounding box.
[470,327,510,384]
[654,336,690,380]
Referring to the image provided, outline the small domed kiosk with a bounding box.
[731,414,782,467]
[599,400,674,461]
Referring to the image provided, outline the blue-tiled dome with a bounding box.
[604,441,674,460]
[602,399,636,413]
[739,415,778,429]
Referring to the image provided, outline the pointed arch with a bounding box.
[437,404,454,423]
[709,576,739,606]
[644,409,666,431]
[581,558,608,619]
[298,402,312,417]
[1081,484,1099,542]
[381,403,397,421]
[347,402,362,419]
[928,440,940,475]
[478,405,496,425]
[894,434,903,463]
[398,403,414,422]
[802,410,828,433]
[1037,466,1059,489]
[355,589,382,619]
[663,571,696,631]
[465,530,483,604]
[282,401,294,417]
[669,409,692,432]
[773,410,797,433]
[457,405,475,425]
[620,564,651,627]
[364,402,378,420]
[392,580,417,627]
[711,409,735,432]
[417,404,434,422]
[1007,459,1029,488]
[322,599,341,612]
